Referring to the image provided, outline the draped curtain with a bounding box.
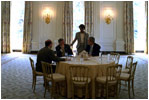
[1,1,10,53]
[85,1,94,37]
[22,1,33,53]
[145,1,148,54]
[124,1,134,54]
[62,1,73,44]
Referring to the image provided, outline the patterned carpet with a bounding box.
[1,53,18,65]
[1,53,148,99]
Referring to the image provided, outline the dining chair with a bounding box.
[69,65,91,99]
[122,56,133,73]
[29,57,43,93]
[119,62,138,98]
[96,64,122,98]
[110,53,120,64]
[41,61,66,98]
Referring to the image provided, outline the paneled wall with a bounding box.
[93,1,124,52]
[32,1,64,51]
[31,1,125,52]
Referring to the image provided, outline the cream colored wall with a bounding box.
[93,1,124,52]
[31,1,124,52]
[32,1,64,51]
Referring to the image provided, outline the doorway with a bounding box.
[10,1,25,52]
[133,1,146,53]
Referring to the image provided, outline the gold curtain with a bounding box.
[145,1,148,54]
[1,1,10,53]
[22,1,33,53]
[124,1,134,54]
[85,1,94,37]
[62,1,73,44]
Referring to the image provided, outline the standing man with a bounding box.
[70,24,89,54]
[56,38,73,57]
[36,39,66,73]
[86,37,101,56]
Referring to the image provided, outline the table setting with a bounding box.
[56,51,116,98]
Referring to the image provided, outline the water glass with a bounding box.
[99,52,102,59]
[80,58,83,64]
[65,52,68,57]
[107,54,110,61]
[99,52,102,57]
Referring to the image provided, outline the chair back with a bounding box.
[116,64,122,79]
[41,61,53,80]
[106,64,121,83]
[29,57,36,74]
[125,56,133,73]
[110,53,120,64]
[130,61,138,79]
[69,66,89,83]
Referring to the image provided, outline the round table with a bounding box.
[56,56,115,98]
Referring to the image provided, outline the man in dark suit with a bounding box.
[36,39,66,73]
[56,38,73,57]
[85,37,101,56]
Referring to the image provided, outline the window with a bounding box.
[133,1,146,52]
[73,1,85,51]
[10,1,25,52]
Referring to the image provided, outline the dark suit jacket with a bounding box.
[36,47,65,72]
[85,43,101,56]
[56,44,73,57]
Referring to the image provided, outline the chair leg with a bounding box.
[57,83,60,95]
[44,82,47,98]
[51,82,55,99]
[65,81,67,96]
[101,85,104,97]
[119,81,121,93]
[132,79,135,96]
[85,85,89,99]
[116,84,118,98]
[32,75,34,89]
[106,85,108,99]
[72,84,74,99]
[128,81,131,99]
[33,76,36,93]
[125,81,127,86]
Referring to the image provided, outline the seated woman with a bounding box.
[85,37,101,56]
[56,38,73,57]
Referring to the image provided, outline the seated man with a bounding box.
[85,37,101,56]
[56,38,73,57]
[36,39,66,73]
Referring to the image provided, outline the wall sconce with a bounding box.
[104,9,113,24]
[43,8,51,24]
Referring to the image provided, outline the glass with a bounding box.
[65,52,68,57]
[99,52,102,58]
[71,56,75,61]
[107,54,110,62]
[74,50,78,57]
[80,57,83,64]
